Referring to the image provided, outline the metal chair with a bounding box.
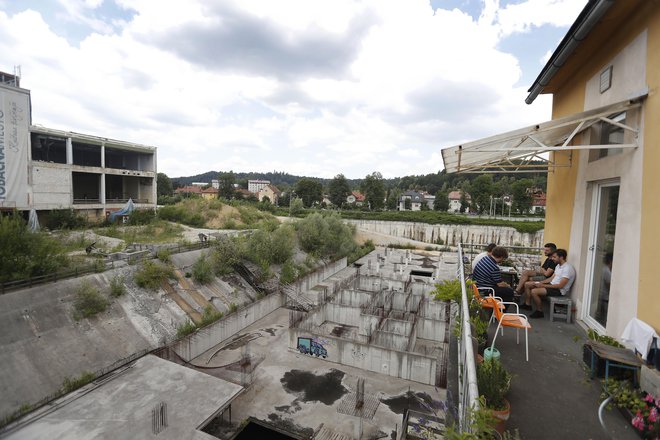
[490,298,532,361]
[471,284,501,325]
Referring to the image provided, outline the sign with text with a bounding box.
[0,85,29,207]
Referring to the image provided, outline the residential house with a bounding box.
[530,191,546,214]
[398,190,423,211]
[257,184,280,205]
[441,0,659,337]
[0,75,157,223]
[346,191,365,207]
[201,187,218,200]
[447,191,470,213]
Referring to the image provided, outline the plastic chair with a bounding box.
[490,298,532,361]
[471,284,502,324]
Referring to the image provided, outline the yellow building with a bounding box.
[442,0,659,339]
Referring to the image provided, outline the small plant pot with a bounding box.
[484,347,501,362]
[490,398,511,435]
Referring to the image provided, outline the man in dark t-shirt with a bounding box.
[515,242,557,296]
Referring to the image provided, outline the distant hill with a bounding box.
[172,171,363,190]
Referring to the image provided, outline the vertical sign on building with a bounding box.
[0,86,30,208]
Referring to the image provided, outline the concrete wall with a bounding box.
[416,317,448,342]
[173,292,284,362]
[289,328,437,385]
[32,165,71,207]
[322,303,361,327]
[347,219,544,247]
[334,289,371,307]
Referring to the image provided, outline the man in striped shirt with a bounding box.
[472,246,515,305]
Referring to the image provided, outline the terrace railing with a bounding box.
[456,244,480,432]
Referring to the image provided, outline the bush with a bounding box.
[210,237,244,275]
[348,240,375,264]
[62,371,96,393]
[176,320,197,338]
[192,255,213,284]
[157,205,206,227]
[280,260,297,284]
[134,260,174,290]
[156,248,171,263]
[0,215,68,283]
[128,209,156,225]
[295,212,357,260]
[73,281,109,319]
[46,209,87,230]
[228,303,238,314]
[109,274,126,297]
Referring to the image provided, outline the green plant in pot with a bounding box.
[477,359,512,435]
[470,313,490,354]
[432,278,465,303]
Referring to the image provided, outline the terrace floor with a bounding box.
[489,308,641,439]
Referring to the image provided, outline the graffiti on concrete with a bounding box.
[297,337,328,358]
[351,347,366,360]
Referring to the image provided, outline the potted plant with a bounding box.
[603,379,660,439]
[477,359,512,435]
[432,279,465,303]
[582,329,629,379]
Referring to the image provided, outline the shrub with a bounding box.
[109,274,126,297]
[46,209,87,230]
[477,359,511,411]
[62,371,96,393]
[73,281,109,319]
[157,205,206,227]
[432,279,464,303]
[280,260,297,284]
[210,237,244,275]
[128,209,156,225]
[295,212,356,259]
[228,303,238,314]
[176,320,197,338]
[134,260,174,290]
[156,248,171,263]
[348,240,375,264]
[192,255,214,284]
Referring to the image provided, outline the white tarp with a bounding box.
[0,85,30,208]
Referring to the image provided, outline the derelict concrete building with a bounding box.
[0,72,157,221]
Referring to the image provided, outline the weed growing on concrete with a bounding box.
[109,274,126,297]
[73,281,110,320]
[62,371,96,393]
[157,248,171,263]
[280,260,297,284]
[199,305,223,327]
[228,303,238,314]
[176,320,197,338]
[192,255,213,284]
[134,260,174,290]
[0,403,34,429]
[348,240,375,264]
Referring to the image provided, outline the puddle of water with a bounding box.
[380,391,443,415]
[280,369,347,405]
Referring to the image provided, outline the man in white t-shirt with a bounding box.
[520,249,576,319]
[472,243,496,270]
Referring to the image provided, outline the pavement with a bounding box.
[490,306,641,440]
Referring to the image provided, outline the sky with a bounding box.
[0,0,587,179]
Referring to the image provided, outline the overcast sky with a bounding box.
[0,0,586,179]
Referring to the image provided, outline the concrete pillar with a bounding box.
[66,138,73,164]
[100,174,106,204]
[101,143,105,168]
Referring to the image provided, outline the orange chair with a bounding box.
[471,283,501,324]
[490,298,532,361]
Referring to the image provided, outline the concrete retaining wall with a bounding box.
[290,329,437,385]
[417,317,448,342]
[322,303,361,327]
[347,219,544,248]
[173,292,284,361]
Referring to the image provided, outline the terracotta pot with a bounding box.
[490,398,511,435]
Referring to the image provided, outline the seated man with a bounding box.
[515,242,557,296]
[521,249,576,318]
[472,246,515,305]
[472,243,497,270]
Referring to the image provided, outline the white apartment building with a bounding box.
[247,179,269,193]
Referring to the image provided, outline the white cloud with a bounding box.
[0,0,583,179]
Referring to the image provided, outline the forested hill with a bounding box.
[172,168,547,194]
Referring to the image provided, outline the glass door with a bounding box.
[584,182,619,330]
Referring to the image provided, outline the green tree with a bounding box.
[434,190,449,211]
[360,171,385,210]
[295,178,323,207]
[328,174,350,208]
[471,175,494,214]
[386,187,402,210]
[157,173,173,197]
[218,171,236,200]
[289,197,304,215]
[511,178,534,214]
[459,190,470,213]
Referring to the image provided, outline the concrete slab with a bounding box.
[2,354,243,440]
[193,307,446,440]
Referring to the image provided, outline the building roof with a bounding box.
[201,187,218,194]
[261,184,281,194]
[448,191,470,200]
[351,191,365,202]
[4,355,243,440]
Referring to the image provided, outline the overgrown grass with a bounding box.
[62,371,96,393]
[94,220,184,244]
[348,240,375,264]
[199,305,223,327]
[73,281,110,320]
[176,320,197,338]
[134,260,174,290]
[192,255,213,284]
[337,210,544,233]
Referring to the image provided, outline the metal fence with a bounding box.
[456,244,480,432]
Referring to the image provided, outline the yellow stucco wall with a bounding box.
[638,7,660,329]
[544,4,660,332]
